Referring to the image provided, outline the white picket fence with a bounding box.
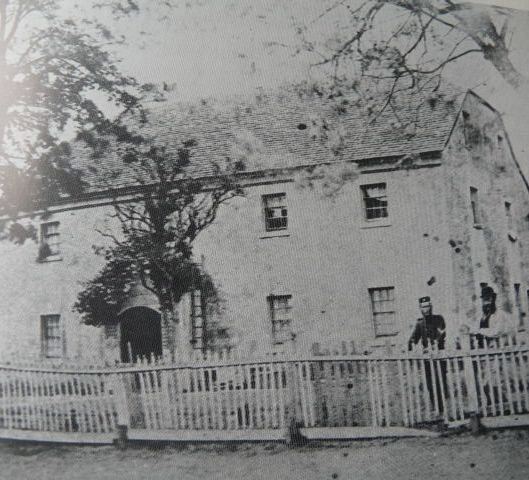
[1,333,529,442]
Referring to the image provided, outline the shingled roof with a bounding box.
[72,85,467,193]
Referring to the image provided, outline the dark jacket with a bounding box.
[408,314,446,350]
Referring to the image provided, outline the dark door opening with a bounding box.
[119,306,162,363]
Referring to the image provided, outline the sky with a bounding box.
[106,0,529,172]
[465,0,529,9]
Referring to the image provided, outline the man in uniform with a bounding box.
[408,296,447,414]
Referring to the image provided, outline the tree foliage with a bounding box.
[298,0,527,114]
[0,0,241,341]
[74,132,244,326]
[0,0,173,242]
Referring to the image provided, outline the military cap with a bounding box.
[419,296,431,305]
[480,286,496,299]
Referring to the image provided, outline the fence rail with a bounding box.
[1,334,529,442]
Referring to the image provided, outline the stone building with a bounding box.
[0,87,528,362]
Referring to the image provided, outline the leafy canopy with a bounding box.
[74,130,245,326]
[0,0,172,240]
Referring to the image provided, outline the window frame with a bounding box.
[268,294,293,345]
[262,193,288,233]
[40,221,61,259]
[368,287,398,337]
[360,183,389,222]
[41,314,63,359]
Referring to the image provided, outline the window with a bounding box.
[369,287,397,336]
[40,221,60,258]
[190,289,205,350]
[268,295,293,344]
[361,183,388,220]
[262,194,288,232]
[41,315,63,358]
[470,187,480,226]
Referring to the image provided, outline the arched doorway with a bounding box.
[119,306,162,363]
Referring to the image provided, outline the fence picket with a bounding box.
[418,357,431,421]
[181,369,192,429]
[165,370,176,429]
[45,372,56,432]
[474,353,488,417]
[27,371,37,431]
[65,373,76,432]
[411,359,422,424]
[173,368,185,429]
[500,338,514,415]
[428,354,439,419]
[403,358,414,425]
[444,358,457,421]
[97,375,110,433]
[367,360,377,427]
[193,364,201,429]
[76,375,88,433]
[296,362,308,428]
[242,363,253,429]
[171,369,182,429]
[507,339,522,414]
[517,349,529,411]
[493,353,504,416]
[137,371,150,430]
[271,362,281,428]
[18,372,26,430]
[86,375,98,433]
[199,365,210,430]
[233,362,244,429]
[397,360,409,426]
[482,344,497,416]
[374,361,384,426]
[207,366,217,429]
[13,372,21,429]
[263,365,272,428]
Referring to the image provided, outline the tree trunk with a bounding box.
[481,45,527,91]
[161,307,178,360]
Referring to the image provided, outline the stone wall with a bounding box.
[443,92,529,332]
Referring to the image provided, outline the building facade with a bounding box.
[0,89,528,363]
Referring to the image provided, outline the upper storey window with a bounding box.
[39,221,61,260]
[263,193,288,232]
[361,183,388,221]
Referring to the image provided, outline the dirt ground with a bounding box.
[1,429,528,480]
